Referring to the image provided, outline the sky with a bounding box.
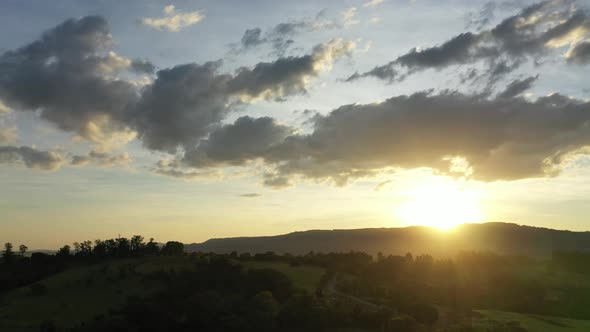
[1,0,590,249]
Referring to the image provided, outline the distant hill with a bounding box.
[186,222,590,257]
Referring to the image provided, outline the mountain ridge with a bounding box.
[186,222,590,257]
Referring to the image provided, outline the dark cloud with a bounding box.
[228,39,354,101]
[240,28,265,49]
[130,59,156,74]
[70,150,131,167]
[566,40,590,64]
[0,146,64,170]
[264,91,590,184]
[232,10,340,55]
[182,116,293,168]
[348,1,590,84]
[0,16,353,156]
[0,16,139,142]
[131,61,233,152]
[497,75,538,99]
[157,89,590,187]
[133,39,353,153]
[153,167,219,180]
[239,193,262,198]
[465,0,530,31]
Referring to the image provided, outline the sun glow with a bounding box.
[397,178,483,230]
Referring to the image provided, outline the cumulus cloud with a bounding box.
[0,146,64,170]
[132,39,354,153]
[0,16,352,157]
[70,150,132,167]
[182,116,294,168]
[262,91,590,184]
[348,1,590,84]
[140,5,204,32]
[0,16,139,143]
[157,88,590,187]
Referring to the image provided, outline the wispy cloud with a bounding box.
[363,0,384,8]
[239,193,262,198]
[140,5,204,32]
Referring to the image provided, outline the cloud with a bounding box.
[156,88,590,187]
[232,10,351,54]
[182,116,294,168]
[497,75,538,99]
[70,150,132,167]
[0,126,17,144]
[0,16,352,155]
[132,39,354,153]
[130,59,156,74]
[348,1,590,84]
[239,193,262,198]
[566,40,590,64]
[140,5,204,32]
[363,0,384,8]
[262,91,590,184]
[0,101,12,114]
[0,16,139,144]
[342,7,360,27]
[0,146,64,170]
[262,173,292,189]
[465,0,529,31]
[153,167,220,180]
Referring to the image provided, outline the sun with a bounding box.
[396,178,483,230]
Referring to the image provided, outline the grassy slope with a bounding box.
[474,310,590,332]
[241,261,325,293]
[0,256,194,330]
[0,258,325,330]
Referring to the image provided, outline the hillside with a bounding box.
[186,222,590,257]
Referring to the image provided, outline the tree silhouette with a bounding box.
[161,241,184,256]
[19,244,28,256]
[57,245,71,257]
[2,242,14,263]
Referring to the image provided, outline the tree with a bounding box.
[130,235,145,255]
[161,241,184,256]
[57,245,71,257]
[19,244,28,256]
[2,242,14,262]
[145,238,160,255]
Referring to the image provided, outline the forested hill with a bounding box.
[186,222,590,257]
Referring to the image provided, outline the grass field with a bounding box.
[473,310,590,332]
[0,258,325,331]
[0,256,195,330]
[242,261,325,292]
